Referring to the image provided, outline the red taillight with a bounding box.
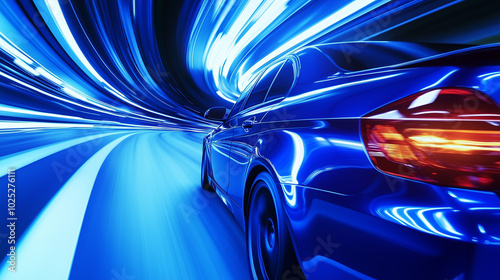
[361,88,500,191]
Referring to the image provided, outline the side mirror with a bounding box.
[204,107,229,121]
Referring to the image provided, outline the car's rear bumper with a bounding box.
[281,180,500,280]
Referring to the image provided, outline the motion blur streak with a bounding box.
[0,133,134,280]
[1,130,249,279]
[0,131,120,177]
[0,0,210,128]
[188,0,458,101]
[0,0,482,279]
[67,131,249,279]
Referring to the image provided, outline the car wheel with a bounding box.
[247,172,301,280]
[201,145,213,191]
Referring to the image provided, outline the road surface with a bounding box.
[0,128,250,280]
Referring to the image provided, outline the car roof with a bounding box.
[306,41,474,72]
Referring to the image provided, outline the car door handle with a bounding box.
[242,119,255,129]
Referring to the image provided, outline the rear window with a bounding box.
[265,60,294,102]
[244,62,283,110]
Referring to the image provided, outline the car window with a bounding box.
[265,60,294,102]
[243,62,283,110]
[228,90,250,119]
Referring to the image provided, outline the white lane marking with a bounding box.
[0,133,135,280]
[0,132,123,177]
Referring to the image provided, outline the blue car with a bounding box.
[201,41,500,280]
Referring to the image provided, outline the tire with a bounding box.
[201,145,213,191]
[247,172,302,280]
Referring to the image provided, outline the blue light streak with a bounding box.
[0,133,134,280]
[188,0,392,102]
[0,0,495,278]
[283,131,305,184]
[378,206,464,240]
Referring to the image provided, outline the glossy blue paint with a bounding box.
[203,41,500,279]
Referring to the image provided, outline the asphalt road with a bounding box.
[0,129,250,280]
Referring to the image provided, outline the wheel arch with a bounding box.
[244,157,305,277]
[202,135,214,180]
[243,158,281,229]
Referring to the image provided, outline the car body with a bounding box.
[201,41,500,280]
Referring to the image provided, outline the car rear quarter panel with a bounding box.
[255,64,500,279]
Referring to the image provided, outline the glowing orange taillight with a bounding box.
[362,88,500,190]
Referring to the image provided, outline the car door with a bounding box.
[227,60,289,204]
[210,88,251,191]
[209,120,233,191]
